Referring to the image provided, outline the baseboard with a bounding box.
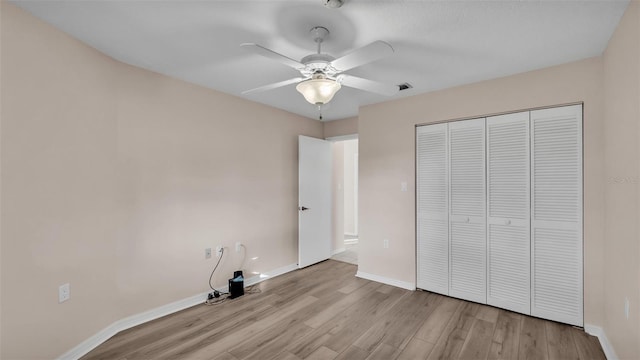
[585,324,618,360]
[244,263,298,286]
[355,271,416,291]
[344,232,358,237]
[58,263,298,360]
[332,247,346,255]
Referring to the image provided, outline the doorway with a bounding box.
[330,138,358,265]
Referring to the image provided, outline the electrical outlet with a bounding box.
[205,248,212,259]
[216,246,223,258]
[235,242,242,252]
[383,239,389,249]
[59,283,70,303]
[625,297,630,319]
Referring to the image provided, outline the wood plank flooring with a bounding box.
[82,260,605,360]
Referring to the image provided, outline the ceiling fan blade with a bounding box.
[338,74,399,96]
[242,77,305,95]
[241,43,305,71]
[330,41,394,72]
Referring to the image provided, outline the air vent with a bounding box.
[398,82,413,91]
[324,0,344,8]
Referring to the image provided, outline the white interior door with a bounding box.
[486,111,531,314]
[416,123,449,295]
[530,105,583,326]
[448,118,487,304]
[298,135,332,268]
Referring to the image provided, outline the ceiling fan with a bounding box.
[241,26,399,107]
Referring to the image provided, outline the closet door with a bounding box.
[531,105,583,326]
[486,112,531,314]
[416,123,449,295]
[448,118,486,303]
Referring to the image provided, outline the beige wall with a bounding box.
[602,1,640,358]
[323,116,358,139]
[331,138,359,251]
[331,142,345,253]
[114,62,321,317]
[1,3,322,359]
[326,117,359,251]
[343,139,358,235]
[358,57,605,326]
[1,3,121,358]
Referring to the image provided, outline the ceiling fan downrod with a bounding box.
[310,26,329,54]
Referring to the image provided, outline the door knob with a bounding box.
[299,206,309,211]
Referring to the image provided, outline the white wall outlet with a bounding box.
[235,242,242,252]
[400,181,408,192]
[383,239,389,249]
[205,248,212,259]
[624,297,630,319]
[59,283,70,303]
[216,246,223,258]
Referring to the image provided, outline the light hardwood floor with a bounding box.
[83,260,605,360]
[330,243,358,265]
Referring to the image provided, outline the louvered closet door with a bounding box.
[416,124,449,295]
[486,112,531,314]
[448,118,486,303]
[531,105,583,327]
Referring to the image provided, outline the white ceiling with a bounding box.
[13,0,629,121]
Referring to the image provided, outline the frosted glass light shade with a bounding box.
[296,77,341,105]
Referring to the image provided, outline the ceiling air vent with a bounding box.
[323,0,344,8]
[398,82,413,91]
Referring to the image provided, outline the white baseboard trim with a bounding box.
[356,271,416,291]
[244,263,299,286]
[344,232,358,237]
[58,290,212,360]
[58,263,298,360]
[585,324,618,360]
[332,247,346,255]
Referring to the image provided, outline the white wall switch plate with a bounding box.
[235,242,242,252]
[401,182,408,192]
[205,248,212,259]
[216,246,223,258]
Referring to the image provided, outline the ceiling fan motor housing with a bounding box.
[300,53,338,77]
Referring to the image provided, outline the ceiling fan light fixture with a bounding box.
[296,74,341,105]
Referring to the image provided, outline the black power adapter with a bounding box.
[207,290,221,300]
